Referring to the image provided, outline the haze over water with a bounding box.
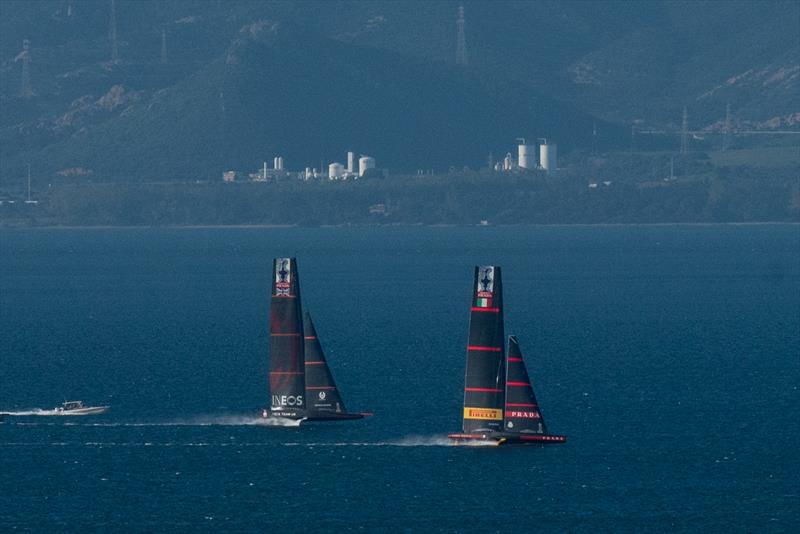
[1,225,798,531]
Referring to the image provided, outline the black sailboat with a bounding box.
[262,257,369,422]
[449,265,565,445]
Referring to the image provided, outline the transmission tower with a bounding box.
[109,0,119,63]
[723,101,732,151]
[19,39,33,98]
[160,28,168,64]
[680,106,688,154]
[456,6,469,66]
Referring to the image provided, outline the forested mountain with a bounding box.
[0,0,797,182]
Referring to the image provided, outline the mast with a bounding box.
[462,265,505,433]
[504,336,547,435]
[303,312,347,414]
[268,258,305,416]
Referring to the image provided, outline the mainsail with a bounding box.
[268,257,306,416]
[303,312,347,415]
[504,336,547,435]
[462,265,506,433]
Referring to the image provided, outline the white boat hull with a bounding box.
[55,406,109,416]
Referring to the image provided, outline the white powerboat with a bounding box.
[54,401,109,415]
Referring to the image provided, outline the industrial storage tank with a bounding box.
[347,151,355,173]
[540,142,557,172]
[328,162,344,179]
[503,152,514,171]
[358,156,375,177]
[518,144,535,169]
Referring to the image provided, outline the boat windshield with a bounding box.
[63,401,84,410]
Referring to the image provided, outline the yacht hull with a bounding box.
[55,406,109,416]
[448,432,566,445]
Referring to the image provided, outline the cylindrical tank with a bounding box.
[273,157,280,170]
[540,143,557,172]
[358,156,375,177]
[347,151,355,173]
[277,156,284,170]
[518,144,535,169]
[503,152,514,171]
[328,162,344,179]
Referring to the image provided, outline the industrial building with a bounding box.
[494,138,558,173]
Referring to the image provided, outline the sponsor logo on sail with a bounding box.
[272,394,303,407]
[318,391,326,400]
[505,410,541,419]
[275,258,292,296]
[463,407,503,420]
[477,266,494,298]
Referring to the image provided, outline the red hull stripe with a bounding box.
[271,333,301,337]
[505,403,538,407]
[467,345,502,352]
[269,371,302,375]
[304,336,317,340]
[304,361,324,365]
[507,381,531,387]
[470,307,500,313]
[306,386,336,390]
[271,295,297,299]
[507,357,523,362]
[465,387,503,392]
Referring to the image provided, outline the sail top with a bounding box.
[303,312,347,414]
[503,335,548,435]
[269,257,305,414]
[462,265,506,433]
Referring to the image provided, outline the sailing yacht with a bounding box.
[448,265,566,445]
[262,257,370,422]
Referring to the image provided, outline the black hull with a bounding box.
[448,432,566,445]
[304,412,367,422]
[263,410,371,423]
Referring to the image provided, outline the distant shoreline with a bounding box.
[1,221,797,230]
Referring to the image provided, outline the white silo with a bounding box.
[358,155,375,177]
[273,157,279,170]
[277,156,284,170]
[517,138,535,169]
[503,152,514,171]
[539,140,557,172]
[347,151,355,173]
[328,162,345,179]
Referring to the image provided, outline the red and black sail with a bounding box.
[268,257,306,416]
[503,335,548,435]
[462,265,506,433]
[303,312,348,415]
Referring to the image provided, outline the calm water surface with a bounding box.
[1,225,798,531]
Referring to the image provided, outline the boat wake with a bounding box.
[283,435,499,447]
[167,415,303,427]
[0,409,63,416]
[392,435,498,447]
[2,414,303,427]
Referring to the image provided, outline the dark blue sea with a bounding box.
[1,225,798,532]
